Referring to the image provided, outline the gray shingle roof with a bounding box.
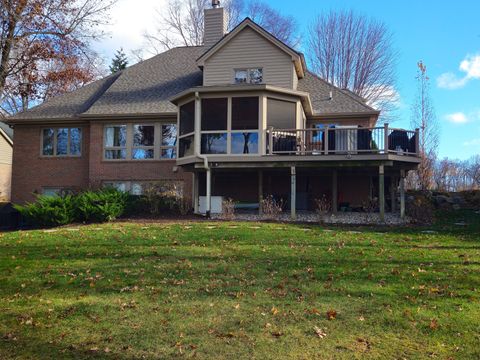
[8,46,375,122]
[10,73,121,121]
[297,71,378,115]
[84,46,204,116]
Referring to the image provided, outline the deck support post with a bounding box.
[193,172,199,214]
[379,165,385,222]
[390,176,396,213]
[400,169,406,219]
[258,170,263,215]
[332,169,338,214]
[290,166,296,220]
[206,168,212,218]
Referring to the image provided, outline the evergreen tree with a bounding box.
[109,48,128,73]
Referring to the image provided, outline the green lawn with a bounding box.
[0,211,479,359]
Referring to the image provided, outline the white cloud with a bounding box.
[445,112,469,124]
[437,54,480,89]
[93,0,167,61]
[437,72,468,89]
[463,138,480,146]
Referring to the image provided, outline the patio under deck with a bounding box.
[190,162,416,222]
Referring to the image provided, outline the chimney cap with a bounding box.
[212,0,220,8]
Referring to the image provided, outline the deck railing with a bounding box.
[266,124,419,156]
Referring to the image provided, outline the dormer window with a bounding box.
[234,68,263,84]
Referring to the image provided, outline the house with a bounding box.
[0,122,13,202]
[6,1,419,220]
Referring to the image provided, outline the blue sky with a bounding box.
[96,0,480,160]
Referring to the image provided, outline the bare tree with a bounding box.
[246,1,299,47]
[307,10,397,121]
[467,155,480,189]
[410,61,439,190]
[0,0,115,115]
[142,0,298,56]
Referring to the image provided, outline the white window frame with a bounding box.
[160,124,177,159]
[234,68,263,84]
[103,122,177,161]
[132,124,155,160]
[40,127,82,157]
[104,124,128,160]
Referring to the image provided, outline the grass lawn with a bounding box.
[0,211,479,359]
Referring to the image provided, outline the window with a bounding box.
[231,132,258,154]
[234,69,247,84]
[104,125,127,159]
[200,98,228,155]
[201,133,227,154]
[179,135,194,157]
[103,123,176,161]
[133,125,154,160]
[234,68,263,84]
[42,187,72,197]
[103,181,184,197]
[42,128,82,156]
[161,124,177,159]
[230,97,259,154]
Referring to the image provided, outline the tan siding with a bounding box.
[0,135,12,165]
[204,27,294,88]
[0,163,11,201]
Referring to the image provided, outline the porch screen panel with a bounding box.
[232,97,258,130]
[267,99,296,129]
[201,98,227,131]
[179,101,195,135]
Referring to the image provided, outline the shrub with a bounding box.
[461,190,480,209]
[362,198,378,223]
[261,195,284,220]
[221,198,236,220]
[142,182,189,215]
[407,193,435,224]
[14,194,76,227]
[15,188,129,227]
[74,187,129,222]
[314,195,331,223]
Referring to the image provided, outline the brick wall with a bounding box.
[88,122,193,201]
[11,125,90,204]
[11,123,193,204]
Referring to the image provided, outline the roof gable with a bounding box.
[197,18,305,78]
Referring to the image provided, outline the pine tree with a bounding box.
[109,48,128,73]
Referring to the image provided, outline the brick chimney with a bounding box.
[204,0,227,48]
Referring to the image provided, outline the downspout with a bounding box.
[194,91,211,218]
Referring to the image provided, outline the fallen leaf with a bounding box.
[313,326,326,338]
[429,318,439,330]
[326,309,337,320]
